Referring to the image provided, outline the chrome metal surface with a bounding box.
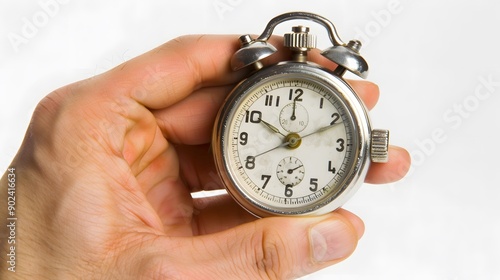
[231,12,369,78]
[284,26,317,50]
[231,35,277,71]
[322,40,369,78]
[256,11,345,47]
[371,129,390,163]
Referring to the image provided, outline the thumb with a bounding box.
[184,210,364,279]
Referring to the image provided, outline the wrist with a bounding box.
[0,165,43,278]
[0,160,92,279]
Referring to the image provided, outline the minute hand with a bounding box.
[300,121,343,140]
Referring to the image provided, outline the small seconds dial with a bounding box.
[279,102,309,133]
[276,156,305,187]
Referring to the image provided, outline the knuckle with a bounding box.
[32,87,68,126]
[249,226,292,279]
[28,87,71,152]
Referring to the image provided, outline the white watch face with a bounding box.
[221,74,360,214]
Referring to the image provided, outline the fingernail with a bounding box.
[309,219,356,263]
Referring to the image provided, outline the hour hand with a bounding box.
[259,118,286,137]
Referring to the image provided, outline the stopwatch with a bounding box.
[212,12,389,217]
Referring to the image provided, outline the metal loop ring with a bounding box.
[256,11,345,46]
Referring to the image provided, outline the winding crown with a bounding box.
[371,129,390,163]
[284,26,317,50]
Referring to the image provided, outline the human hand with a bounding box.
[0,35,410,279]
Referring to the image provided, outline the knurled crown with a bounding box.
[371,129,389,163]
[284,26,316,50]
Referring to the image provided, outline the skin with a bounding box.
[0,35,410,279]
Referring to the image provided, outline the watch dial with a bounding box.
[223,76,358,214]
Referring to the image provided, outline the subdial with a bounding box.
[276,156,305,187]
[279,103,309,133]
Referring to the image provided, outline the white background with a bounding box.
[1,0,499,279]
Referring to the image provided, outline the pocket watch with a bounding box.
[212,12,389,217]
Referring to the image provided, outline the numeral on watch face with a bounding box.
[245,110,262,123]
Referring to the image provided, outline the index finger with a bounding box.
[105,35,246,110]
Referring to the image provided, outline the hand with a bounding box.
[291,99,297,120]
[0,35,410,279]
[300,120,343,139]
[258,117,287,137]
